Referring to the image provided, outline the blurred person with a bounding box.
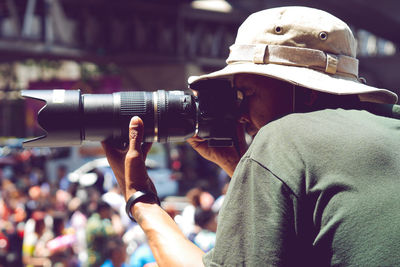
[102,6,400,266]
[1,221,24,266]
[193,208,217,252]
[0,199,25,266]
[37,170,51,198]
[68,197,88,264]
[101,236,128,267]
[25,186,42,216]
[102,185,130,230]
[46,212,77,266]
[86,200,116,267]
[54,189,72,212]
[28,167,45,188]
[0,230,8,265]
[22,210,52,267]
[176,187,201,238]
[211,181,229,213]
[58,165,70,191]
[0,190,12,221]
[0,181,26,266]
[86,188,102,216]
[198,190,214,211]
[25,184,52,220]
[178,188,214,239]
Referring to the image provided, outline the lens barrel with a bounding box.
[22,79,237,148]
[117,90,197,144]
[21,89,197,147]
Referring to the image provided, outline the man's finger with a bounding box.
[125,116,149,193]
[129,116,144,154]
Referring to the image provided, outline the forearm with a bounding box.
[104,117,205,266]
[133,202,205,267]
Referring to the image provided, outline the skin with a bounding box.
[233,74,293,136]
[102,74,294,267]
[186,74,293,176]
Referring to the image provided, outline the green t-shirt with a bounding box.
[204,109,400,266]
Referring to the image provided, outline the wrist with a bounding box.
[125,190,160,222]
[131,201,161,224]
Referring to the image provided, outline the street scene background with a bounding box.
[0,0,399,266]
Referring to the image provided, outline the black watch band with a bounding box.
[125,190,160,222]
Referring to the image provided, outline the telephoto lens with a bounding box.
[21,90,197,148]
[22,79,238,148]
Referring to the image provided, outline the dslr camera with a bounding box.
[22,79,239,148]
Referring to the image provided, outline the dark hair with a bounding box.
[294,85,362,113]
[194,207,215,228]
[52,213,66,236]
[96,200,111,213]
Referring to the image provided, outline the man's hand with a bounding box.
[102,116,205,267]
[102,116,156,201]
[186,122,248,177]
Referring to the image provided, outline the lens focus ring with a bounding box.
[120,91,154,142]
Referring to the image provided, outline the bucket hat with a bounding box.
[189,6,398,104]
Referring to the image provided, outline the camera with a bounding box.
[21,79,239,148]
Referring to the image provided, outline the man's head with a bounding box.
[189,6,398,135]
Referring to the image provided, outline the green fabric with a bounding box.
[86,213,116,267]
[204,109,400,266]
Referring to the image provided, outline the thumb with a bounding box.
[125,116,148,195]
[129,116,144,155]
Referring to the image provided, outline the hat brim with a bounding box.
[189,63,398,104]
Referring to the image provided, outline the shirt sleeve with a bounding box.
[203,156,303,266]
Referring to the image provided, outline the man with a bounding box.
[103,6,400,266]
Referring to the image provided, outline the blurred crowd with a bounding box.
[0,146,229,267]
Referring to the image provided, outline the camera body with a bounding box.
[22,79,238,148]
